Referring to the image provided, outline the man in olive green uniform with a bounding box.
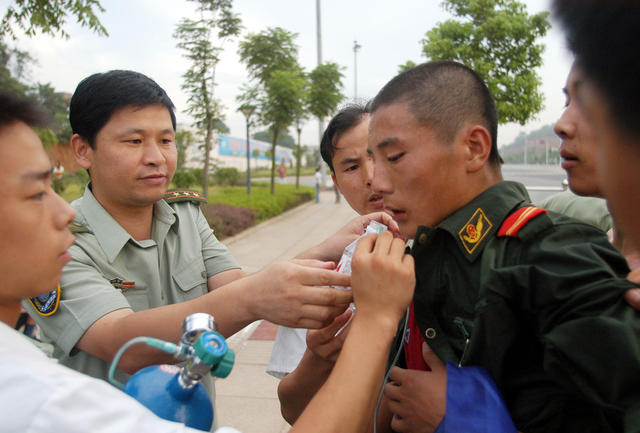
[370,61,640,433]
[22,71,354,426]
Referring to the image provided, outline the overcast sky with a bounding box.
[3,0,573,148]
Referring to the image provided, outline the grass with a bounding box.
[248,166,316,178]
[59,179,314,237]
[208,182,314,221]
[58,182,84,203]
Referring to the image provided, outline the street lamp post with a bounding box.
[239,104,256,195]
[353,40,362,100]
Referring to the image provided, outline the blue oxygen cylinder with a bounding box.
[123,363,214,431]
[110,314,235,431]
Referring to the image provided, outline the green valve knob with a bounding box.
[194,331,227,366]
[211,349,235,378]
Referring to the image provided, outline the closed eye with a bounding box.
[388,152,405,162]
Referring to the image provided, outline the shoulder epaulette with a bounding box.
[164,189,207,205]
[69,223,89,234]
[497,206,547,237]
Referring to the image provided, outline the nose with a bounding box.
[141,140,165,166]
[371,162,393,195]
[364,158,374,187]
[554,106,576,140]
[53,192,76,230]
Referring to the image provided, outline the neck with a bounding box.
[107,204,155,241]
[91,189,155,240]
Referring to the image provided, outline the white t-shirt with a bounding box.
[267,326,307,379]
[0,321,240,433]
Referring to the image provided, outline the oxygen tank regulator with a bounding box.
[108,313,235,431]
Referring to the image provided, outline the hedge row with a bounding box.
[202,183,314,239]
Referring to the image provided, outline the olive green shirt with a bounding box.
[540,189,612,232]
[410,181,639,433]
[24,185,239,384]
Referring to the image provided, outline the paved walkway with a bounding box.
[215,190,358,433]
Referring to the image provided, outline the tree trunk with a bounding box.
[270,129,280,194]
[202,116,213,198]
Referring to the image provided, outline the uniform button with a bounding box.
[201,271,207,279]
[418,233,428,244]
[425,328,437,339]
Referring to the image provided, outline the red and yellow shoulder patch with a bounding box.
[164,189,207,205]
[497,206,547,237]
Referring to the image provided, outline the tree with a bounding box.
[261,69,307,193]
[397,60,418,75]
[1,0,107,40]
[175,130,195,171]
[421,0,550,124]
[34,83,72,143]
[253,129,295,148]
[238,27,304,194]
[0,42,31,96]
[307,62,344,122]
[174,0,241,198]
[238,27,300,85]
[308,61,345,201]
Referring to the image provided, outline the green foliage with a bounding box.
[57,170,89,202]
[172,169,197,188]
[34,127,57,147]
[307,62,345,119]
[238,27,306,194]
[209,183,314,221]
[238,27,300,85]
[253,129,295,148]
[421,0,550,124]
[174,0,241,198]
[397,60,418,75]
[213,167,241,186]
[0,42,31,96]
[34,82,72,142]
[1,0,107,40]
[175,130,194,170]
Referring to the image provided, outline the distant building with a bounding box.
[180,123,300,171]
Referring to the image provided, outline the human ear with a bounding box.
[330,172,342,193]
[71,134,93,170]
[464,125,492,173]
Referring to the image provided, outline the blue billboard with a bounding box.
[218,134,293,164]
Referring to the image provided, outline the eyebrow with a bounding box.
[21,169,51,181]
[374,137,399,150]
[339,156,360,165]
[120,128,174,136]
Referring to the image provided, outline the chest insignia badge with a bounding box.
[28,284,61,316]
[109,278,136,292]
[458,208,493,254]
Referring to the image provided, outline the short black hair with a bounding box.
[0,92,47,130]
[553,0,640,139]
[69,70,176,148]
[320,103,370,172]
[370,60,501,166]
